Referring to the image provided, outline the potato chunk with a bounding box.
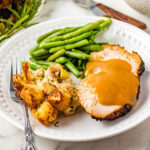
[20,85,44,108]
[32,101,58,125]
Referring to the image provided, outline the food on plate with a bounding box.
[13,18,145,124]
[0,0,42,43]
[77,44,145,120]
[29,19,111,77]
[13,61,80,125]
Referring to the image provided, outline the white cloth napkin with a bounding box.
[125,0,150,17]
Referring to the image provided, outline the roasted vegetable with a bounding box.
[0,0,42,43]
[29,19,111,78]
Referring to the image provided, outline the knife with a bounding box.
[73,0,146,30]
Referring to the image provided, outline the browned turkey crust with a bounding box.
[93,86,140,121]
[77,44,145,121]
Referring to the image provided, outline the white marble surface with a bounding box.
[1,0,150,150]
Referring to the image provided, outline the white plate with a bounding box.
[0,17,150,142]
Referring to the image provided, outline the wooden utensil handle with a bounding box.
[96,3,146,30]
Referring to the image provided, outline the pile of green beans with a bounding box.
[29,19,111,78]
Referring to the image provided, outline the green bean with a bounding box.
[78,60,82,66]
[88,19,111,42]
[40,32,92,49]
[29,46,39,55]
[30,57,57,66]
[72,59,76,64]
[46,19,105,42]
[65,60,81,78]
[82,61,86,70]
[67,57,73,62]
[32,49,49,57]
[77,66,83,71]
[30,64,38,70]
[40,65,49,70]
[63,20,104,39]
[96,19,111,31]
[30,64,49,70]
[32,55,49,60]
[49,46,64,53]
[62,65,68,71]
[65,51,92,59]
[85,50,90,54]
[71,49,87,54]
[81,44,102,51]
[41,26,81,44]
[49,39,89,53]
[88,33,97,44]
[46,49,65,62]
[21,61,24,66]
[88,19,111,44]
[37,29,61,44]
[98,42,109,45]
[55,57,67,64]
[65,39,89,50]
[72,49,90,54]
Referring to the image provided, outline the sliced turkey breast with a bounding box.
[77,44,144,120]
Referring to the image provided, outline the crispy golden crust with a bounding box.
[32,101,58,125]
[20,85,44,109]
[77,44,145,121]
[13,62,80,125]
[92,104,132,121]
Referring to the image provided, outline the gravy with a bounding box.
[83,59,139,106]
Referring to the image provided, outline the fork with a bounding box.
[10,58,38,150]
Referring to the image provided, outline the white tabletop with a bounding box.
[1,0,150,149]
